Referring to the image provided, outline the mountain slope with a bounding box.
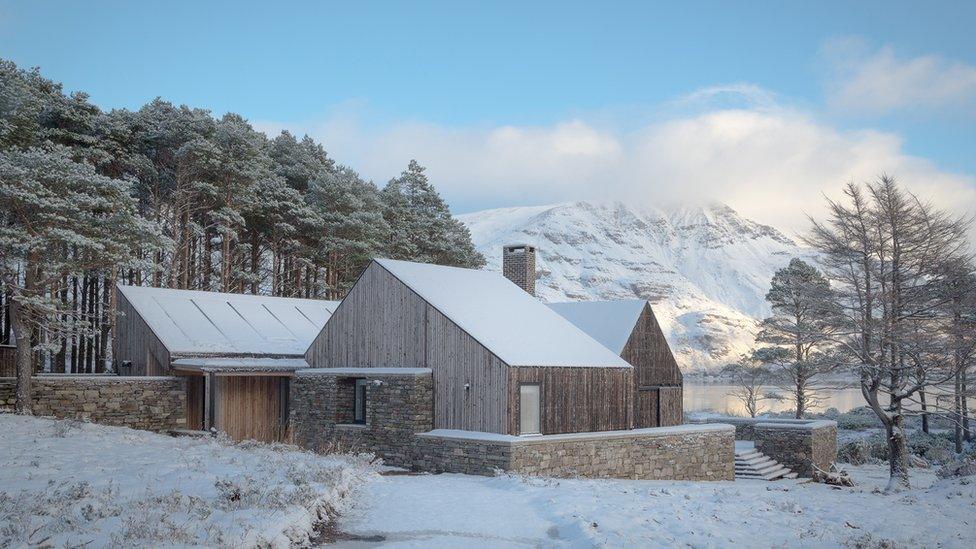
[457,201,806,372]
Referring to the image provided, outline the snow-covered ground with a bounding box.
[0,414,378,548]
[337,467,976,548]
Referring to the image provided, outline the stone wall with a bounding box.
[417,424,735,481]
[754,420,837,477]
[290,368,434,468]
[691,416,838,477]
[0,375,186,431]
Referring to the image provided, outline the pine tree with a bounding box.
[0,146,161,412]
[755,258,839,418]
[381,160,484,268]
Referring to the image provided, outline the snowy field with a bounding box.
[0,414,378,548]
[337,468,976,548]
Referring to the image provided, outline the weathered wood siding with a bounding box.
[0,344,15,377]
[508,367,633,435]
[214,375,288,443]
[624,303,683,428]
[185,374,205,430]
[113,289,171,376]
[658,386,684,426]
[306,262,509,433]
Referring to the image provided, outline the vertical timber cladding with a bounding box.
[624,303,684,428]
[213,375,290,443]
[306,262,509,433]
[114,289,171,375]
[508,367,633,435]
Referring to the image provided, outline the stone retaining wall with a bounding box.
[290,368,434,468]
[416,424,736,481]
[0,375,186,431]
[691,416,838,477]
[754,420,837,477]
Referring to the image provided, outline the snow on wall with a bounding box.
[118,285,339,357]
[375,258,631,368]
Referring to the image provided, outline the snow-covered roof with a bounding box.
[118,285,339,357]
[171,357,309,373]
[374,259,631,368]
[546,299,647,354]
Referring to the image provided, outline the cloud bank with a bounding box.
[824,39,976,116]
[255,94,975,238]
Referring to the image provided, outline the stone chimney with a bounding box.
[502,244,536,296]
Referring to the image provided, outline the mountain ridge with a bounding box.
[457,200,807,372]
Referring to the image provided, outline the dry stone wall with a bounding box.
[290,368,434,468]
[0,375,186,431]
[754,420,837,477]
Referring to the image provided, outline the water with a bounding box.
[683,381,864,416]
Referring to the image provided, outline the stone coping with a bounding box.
[416,423,734,446]
[298,367,433,377]
[1,375,179,382]
[754,419,837,431]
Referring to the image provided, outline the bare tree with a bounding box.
[723,354,776,418]
[806,176,971,491]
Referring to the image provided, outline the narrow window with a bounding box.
[354,378,367,424]
[519,383,541,435]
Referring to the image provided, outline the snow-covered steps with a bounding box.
[734,442,797,481]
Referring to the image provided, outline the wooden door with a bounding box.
[214,376,288,443]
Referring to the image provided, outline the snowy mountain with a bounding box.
[457,201,807,372]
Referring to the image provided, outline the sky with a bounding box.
[2,1,975,235]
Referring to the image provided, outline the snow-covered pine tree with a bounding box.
[807,176,972,491]
[307,166,389,298]
[381,160,484,268]
[0,146,161,413]
[755,258,840,418]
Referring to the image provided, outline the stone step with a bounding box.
[732,443,797,482]
[736,455,774,467]
[734,450,761,460]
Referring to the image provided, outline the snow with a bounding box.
[338,466,976,548]
[375,258,631,368]
[118,285,339,357]
[299,367,433,377]
[418,424,732,445]
[171,357,309,372]
[0,413,378,548]
[458,200,813,372]
[547,299,647,354]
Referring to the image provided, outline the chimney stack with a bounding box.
[503,244,536,296]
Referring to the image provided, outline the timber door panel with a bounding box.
[214,376,286,443]
[186,376,205,430]
[635,388,660,428]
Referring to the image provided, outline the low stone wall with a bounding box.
[754,420,837,477]
[0,375,186,431]
[691,416,838,477]
[416,424,736,481]
[290,368,434,468]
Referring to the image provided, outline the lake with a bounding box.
[683,381,865,416]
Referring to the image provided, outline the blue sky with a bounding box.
[2,1,975,228]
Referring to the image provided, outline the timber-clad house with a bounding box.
[101,245,719,481]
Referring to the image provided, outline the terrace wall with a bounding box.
[0,375,186,432]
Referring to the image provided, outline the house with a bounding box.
[547,299,683,427]
[304,258,634,435]
[114,285,339,442]
[500,244,684,428]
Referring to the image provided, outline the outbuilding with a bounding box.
[547,299,683,427]
[114,285,338,441]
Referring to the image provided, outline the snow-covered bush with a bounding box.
[937,458,976,479]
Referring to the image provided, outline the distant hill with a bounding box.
[457,200,808,372]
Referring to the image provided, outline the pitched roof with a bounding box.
[117,285,339,357]
[374,258,631,368]
[546,299,647,354]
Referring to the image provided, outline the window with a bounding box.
[519,383,541,435]
[354,378,367,424]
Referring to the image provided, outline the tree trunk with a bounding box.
[886,412,911,492]
[955,369,964,454]
[919,390,929,434]
[10,270,34,414]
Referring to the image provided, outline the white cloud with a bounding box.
[254,95,976,238]
[824,39,976,116]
